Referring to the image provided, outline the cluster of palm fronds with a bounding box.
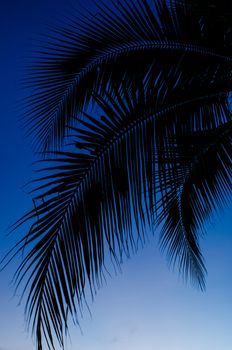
[2,1,232,349]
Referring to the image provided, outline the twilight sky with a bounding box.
[0,1,232,350]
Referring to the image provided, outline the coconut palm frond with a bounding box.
[3,1,232,349]
[24,0,232,151]
[4,73,232,349]
[24,0,174,151]
[158,119,232,289]
[4,84,157,350]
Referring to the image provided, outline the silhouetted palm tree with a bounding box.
[2,1,232,349]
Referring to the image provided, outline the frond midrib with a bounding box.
[37,89,230,242]
[177,120,232,265]
[25,90,230,336]
[35,40,232,149]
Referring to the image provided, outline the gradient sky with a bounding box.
[0,1,232,350]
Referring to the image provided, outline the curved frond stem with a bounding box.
[26,39,232,151]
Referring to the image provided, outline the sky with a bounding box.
[0,1,232,350]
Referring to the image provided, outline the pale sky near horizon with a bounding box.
[0,1,232,350]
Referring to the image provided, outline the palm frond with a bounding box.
[4,71,232,348]
[24,0,232,151]
[4,84,156,350]
[3,1,232,349]
[157,120,232,289]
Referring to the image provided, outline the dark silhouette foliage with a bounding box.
[1,1,232,349]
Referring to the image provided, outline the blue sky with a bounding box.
[0,1,232,350]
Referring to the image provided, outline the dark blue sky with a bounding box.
[0,1,232,350]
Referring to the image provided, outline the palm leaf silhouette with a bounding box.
[2,1,232,349]
[24,0,232,151]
